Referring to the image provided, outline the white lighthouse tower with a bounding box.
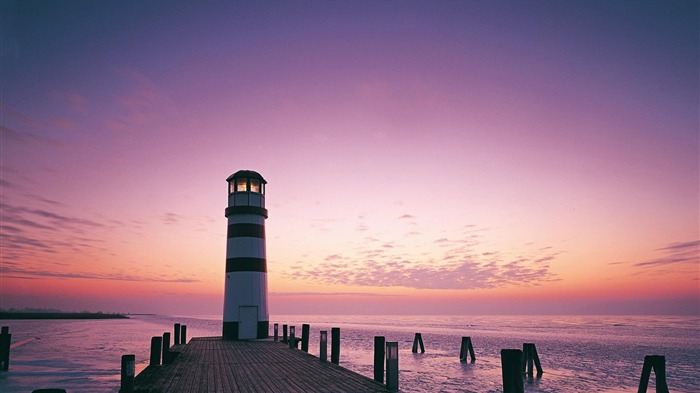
[223,170,269,340]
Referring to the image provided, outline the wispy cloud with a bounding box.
[0,124,65,148]
[48,89,87,113]
[107,67,177,131]
[160,212,181,225]
[286,231,560,290]
[634,240,699,268]
[0,265,198,283]
[270,292,401,297]
[0,201,108,264]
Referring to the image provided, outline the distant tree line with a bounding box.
[0,308,128,319]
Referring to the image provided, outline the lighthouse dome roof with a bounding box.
[227,170,266,184]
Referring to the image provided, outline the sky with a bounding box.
[1,0,698,316]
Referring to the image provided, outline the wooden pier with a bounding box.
[132,337,388,392]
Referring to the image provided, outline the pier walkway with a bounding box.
[133,337,388,392]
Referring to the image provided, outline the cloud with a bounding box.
[270,292,401,297]
[287,229,561,290]
[160,212,181,225]
[634,240,699,268]
[0,265,198,283]
[0,201,109,264]
[399,214,414,219]
[107,67,177,131]
[0,124,64,148]
[1,203,103,230]
[48,89,87,113]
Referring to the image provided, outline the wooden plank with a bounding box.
[133,337,388,393]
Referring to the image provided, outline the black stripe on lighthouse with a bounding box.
[227,223,265,239]
[226,257,267,272]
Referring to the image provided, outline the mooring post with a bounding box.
[149,336,162,366]
[283,324,288,343]
[0,326,10,371]
[301,324,310,352]
[289,326,296,349]
[412,332,425,353]
[320,330,328,362]
[638,355,669,393]
[501,349,524,393]
[274,323,279,342]
[180,325,187,344]
[120,354,135,392]
[386,341,399,392]
[174,323,181,345]
[374,336,385,383]
[522,343,543,376]
[162,332,171,364]
[459,336,476,362]
[331,327,340,364]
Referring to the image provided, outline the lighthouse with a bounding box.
[223,170,269,340]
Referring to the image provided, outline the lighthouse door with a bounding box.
[239,306,258,339]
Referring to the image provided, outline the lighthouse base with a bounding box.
[223,321,269,340]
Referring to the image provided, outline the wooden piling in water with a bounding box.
[120,354,135,392]
[374,336,385,383]
[301,324,310,352]
[149,336,162,366]
[459,336,476,363]
[274,323,279,342]
[319,330,328,362]
[180,325,187,344]
[412,332,425,353]
[162,332,171,365]
[522,343,543,376]
[0,326,10,371]
[386,341,399,392]
[638,355,669,393]
[331,327,340,364]
[501,349,524,393]
[283,324,288,343]
[174,323,181,345]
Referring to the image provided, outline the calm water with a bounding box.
[0,314,698,392]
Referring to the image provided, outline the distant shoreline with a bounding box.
[0,312,129,320]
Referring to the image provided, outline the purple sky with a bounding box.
[1,1,698,315]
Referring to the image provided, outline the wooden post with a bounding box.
[412,332,425,353]
[331,327,340,364]
[289,326,296,349]
[501,349,524,393]
[149,336,162,366]
[301,324,310,352]
[174,323,181,345]
[459,336,476,362]
[319,330,328,362]
[374,336,385,383]
[386,341,399,392]
[120,354,135,392]
[162,332,171,365]
[522,343,543,376]
[638,355,669,393]
[180,325,187,344]
[274,323,279,342]
[282,324,288,343]
[0,326,10,371]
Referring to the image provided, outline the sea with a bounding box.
[0,314,698,392]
